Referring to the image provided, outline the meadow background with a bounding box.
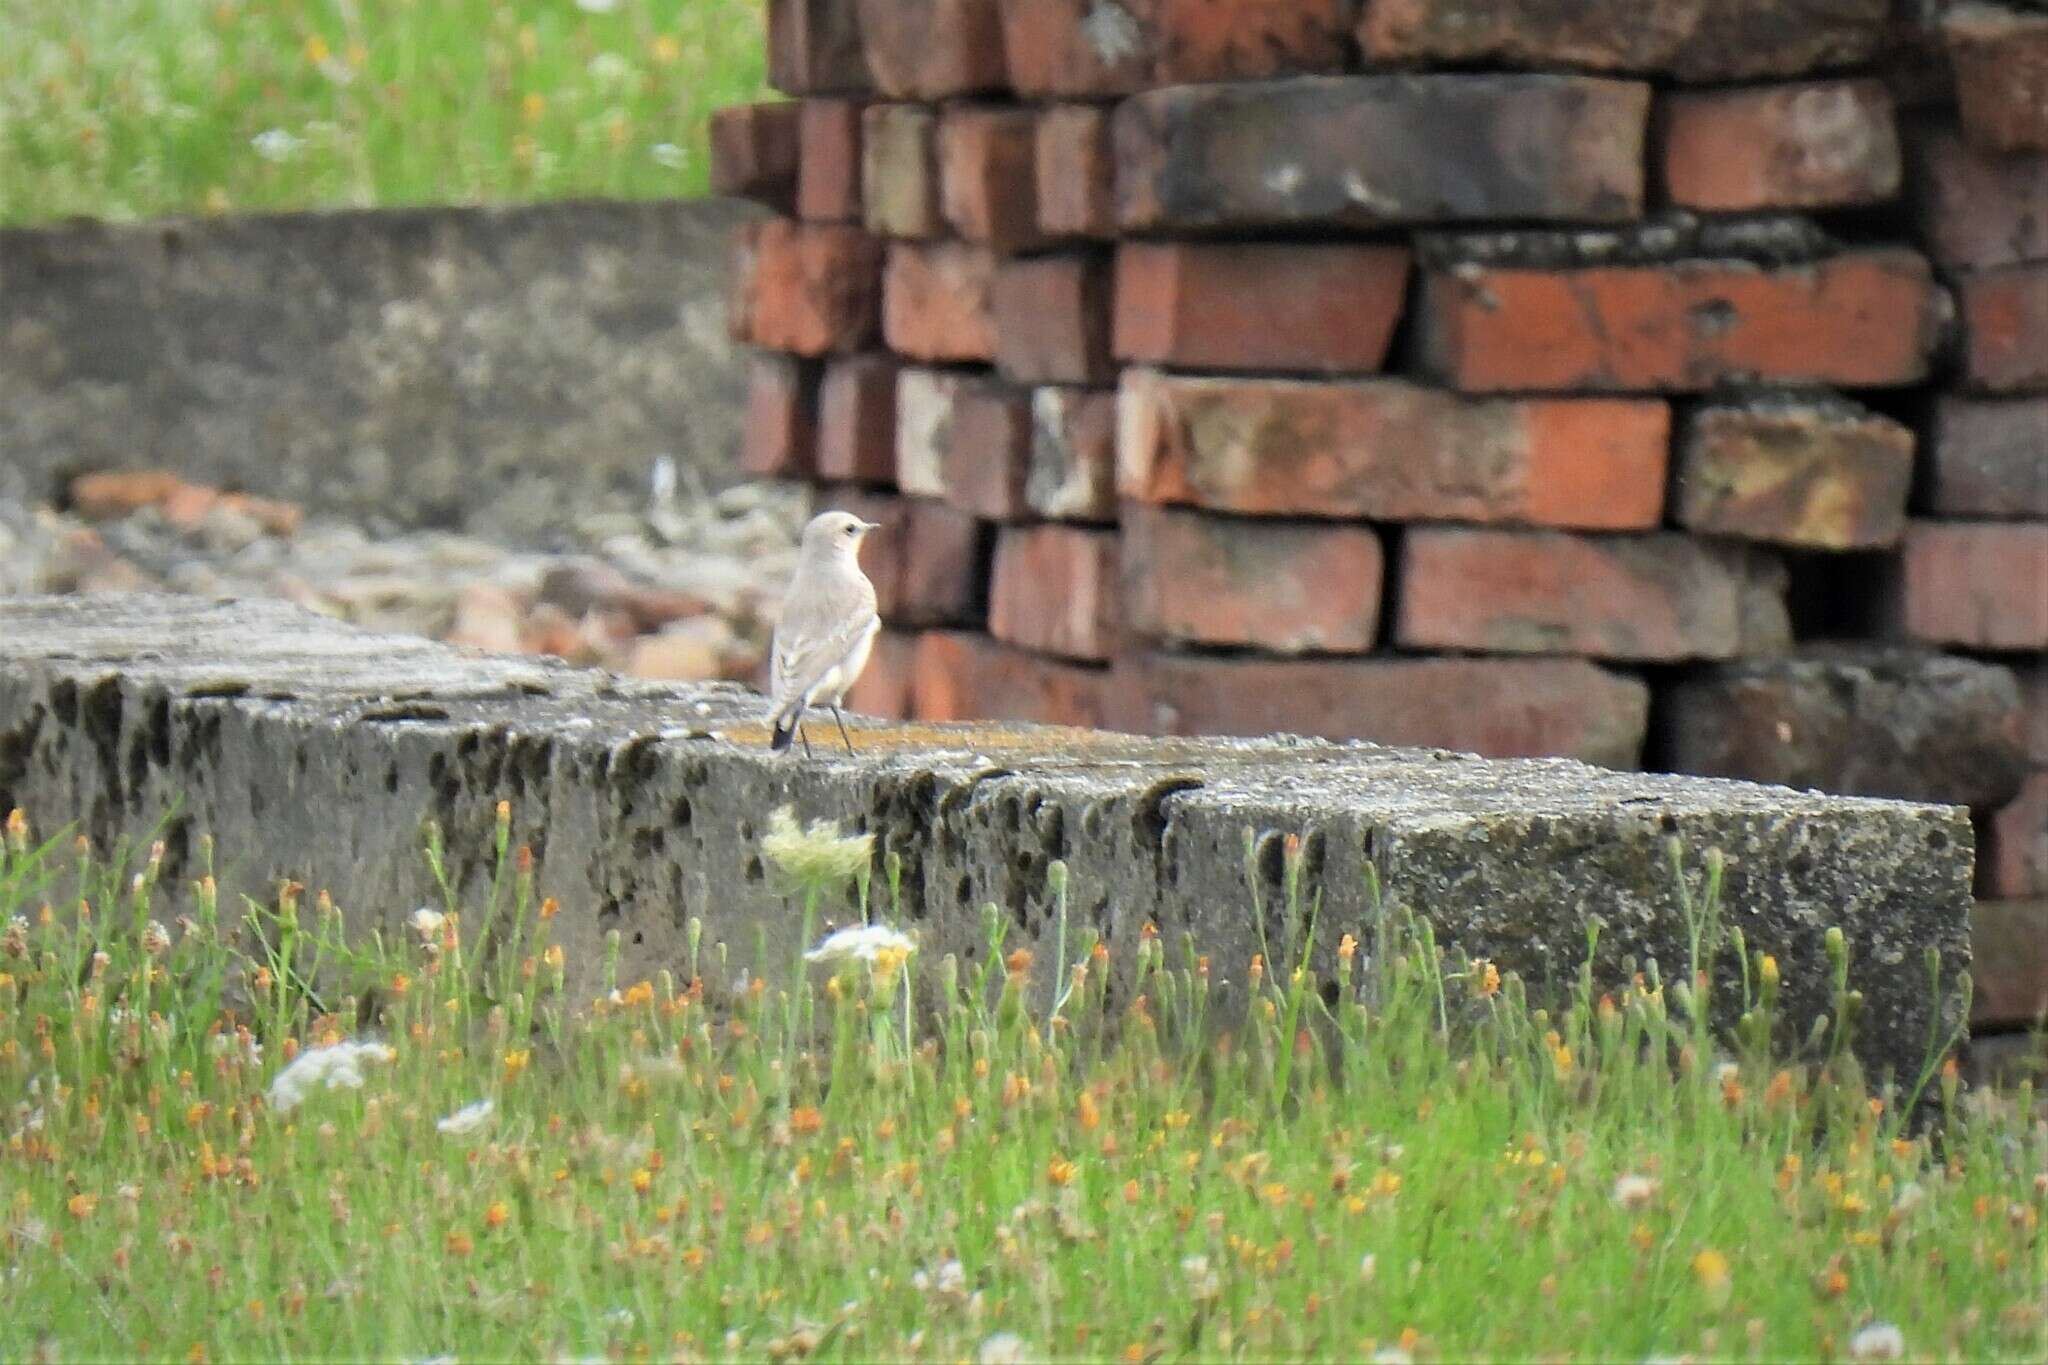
[0,0,771,225]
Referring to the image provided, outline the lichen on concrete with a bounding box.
[0,595,1973,1083]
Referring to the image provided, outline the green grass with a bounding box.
[0,0,770,226]
[0,805,2042,1362]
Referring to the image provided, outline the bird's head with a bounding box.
[803,509,881,560]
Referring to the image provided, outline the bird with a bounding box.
[767,510,882,757]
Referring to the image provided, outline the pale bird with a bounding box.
[768,510,882,756]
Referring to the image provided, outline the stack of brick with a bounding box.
[717,2,2048,1036]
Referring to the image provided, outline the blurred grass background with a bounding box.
[0,0,772,225]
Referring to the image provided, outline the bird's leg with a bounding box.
[798,720,813,759]
[829,704,856,756]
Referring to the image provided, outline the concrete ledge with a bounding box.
[0,595,1972,1080]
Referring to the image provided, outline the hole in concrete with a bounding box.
[384,764,400,794]
[955,873,973,907]
[672,797,693,828]
[743,855,764,883]
[1658,814,1679,835]
[1927,829,1949,852]
[49,680,79,727]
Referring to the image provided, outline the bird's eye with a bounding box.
[845,525,857,535]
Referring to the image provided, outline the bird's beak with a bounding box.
[858,520,881,533]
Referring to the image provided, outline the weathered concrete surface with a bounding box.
[0,595,1973,1081]
[0,199,760,544]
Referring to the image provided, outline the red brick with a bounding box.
[1107,654,1650,767]
[842,627,918,719]
[1970,898,2048,1028]
[993,255,1113,385]
[1983,773,2048,899]
[1000,0,1350,96]
[709,103,802,210]
[1928,398,2048,518]
[2024,660,2048,763]
[988,525,1120,661]
[1035,105,1116,239]
[797,99,864,222]
[1357,0,1889,82]
[1908,126,2048,270]
[1114,241,1408,374]
[1395,528,1790,662]
[739,353,819,479]
[1113,75,1648,232]
[1944,4,2048,153]
[857,0,1006,100]
[1959,264,2048,393]
[936,106,1043,251]
[915,631,1107,728]
[1420,250,1939,393]
[768,0,874,95]
[895,367,969,498]
[943,379,1033,520]
[1660,80,1897,211]
[861,105,940,239]
[817,355,900,485]
[1117,371,1669,530]
[1890,521,2048,650]
[1027,387,1118,522]
[728,219,883,355]
[881,243,998,362]
[832,490,988,626]
[1674,399,1913,550]
[1121,505,1383,654]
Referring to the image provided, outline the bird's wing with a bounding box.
[771,606,880,713]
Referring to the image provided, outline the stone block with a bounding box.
[817,355,900,485]
[942,379,1033,521]
[1035,105,1116,239]
[1000,0,1352,96]
[739,353,820,479]
[768,0,874,94]
[708,103,803,210]
[913,629,1106,726]
[1944,4,2048,153]
[937,106,1044,251]
[1927,398,2048,518]
[1026,387,1118,522]
[993,254,1113,386]
[1959,264,2048,393]
[895,367,969,498]
[857,0,1007,99]
[728,218,883,356]
[882,243,999,363]
[1121,505,1383,654]
[1113,241,1410,374]
[989,525,1121,661]
[1117,371,1669,530]
[1908,126,2048,270]
[1888,521,2048,650]
[1983,773,2048,898]
[797,99,865,222]
[1971,899,2048,1028]
[833,490,988,626]
[862,105,941,239]
[1112,74,1649,231]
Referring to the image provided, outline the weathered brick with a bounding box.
[1113,242,1409,374]
[833,490,988,626]
[1107,654,1651,767]
[797,99,864,222]
[1113,75,1648,232]
[1659,648,2028,809]
[709,103,802,210]
[1928,398,2048,518]
[739,353,819,479]
[914,631,1107,728]
[2022,660,2048,763]
[1122,505,1383,654]
[1983,773,2048,899]
[1970,898,2048,1028]
[943,379,1033,520]
[1000,0,1352,97]
[937,106,1043,251]
[1357,0,1889,82]
[1959,264,2048,393]
[1908,126,2048,270]
[861,105,941,238]
[1660,80,1898,211]
[768,0,874,95]
[817,355,900,485]
[1674,397,1914,550]
[1117,371,1669,530]
[1889,521,2048,650]
[989,525,1120,661]
[1944,4,2048,153]
[993,255,1113,386]
[895,367,969,498]
[1027,387,1118,522]
[1035,105,1116,239]
[1420,250,1940,393]
[728,219,883,355]
[1395,528,1790,662]
[882,243,998,362]
[857,0,1007,100]
[842,627,918,719]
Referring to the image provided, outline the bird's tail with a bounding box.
[770,705,802,753]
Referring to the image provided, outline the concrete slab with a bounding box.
[0,595,1973,1081]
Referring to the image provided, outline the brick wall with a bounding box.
[719,1,2048,1038]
